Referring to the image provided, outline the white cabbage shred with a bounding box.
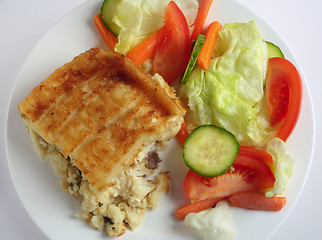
[184,201,236,240]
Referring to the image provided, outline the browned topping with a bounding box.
[18,48,185,191]
[33,101,49,120]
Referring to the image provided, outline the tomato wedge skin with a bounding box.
[184,148,275,202]
[239,146,273,164]
[153,1,191,84]
[176,120,190,147]
[239,145,276,172]
[266,57,302,142]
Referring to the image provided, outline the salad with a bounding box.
[94,0,302,238]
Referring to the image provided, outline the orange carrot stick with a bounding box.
[228,191,287,211]
[175,197,225,221]
[126,28,162,66]
[191,0,214,41]
[197,21,222,69]
[94,14,118,51]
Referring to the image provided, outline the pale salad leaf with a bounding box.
[113,0,198,54]
[180,21,274,146]
[265,138,294,198]
[184,201,236,240]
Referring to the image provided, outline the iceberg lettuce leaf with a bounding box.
[180,21,273,146]
[113,0,198,54]
[265,138,294,198]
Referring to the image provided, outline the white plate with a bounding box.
[6,0,315,239]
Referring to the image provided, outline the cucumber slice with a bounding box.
[266,41,284,59]
[100,0,121,36]
[183,125,239,177]
[181,34,205,84]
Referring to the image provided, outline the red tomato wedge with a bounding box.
[153,1,191,84]
[228,191,287,211]
[239,145,276,172]
[239,146,273,164]
[184,148,275,202]
[176,120,190,147]
[174,197,225,221]
[266,57,302,142]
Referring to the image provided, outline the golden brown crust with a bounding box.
[19,48,185,192]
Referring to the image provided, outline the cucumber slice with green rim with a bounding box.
[100,0,121,36]
[183,125,239,177]
[181,34,205,84]
[266,41,284,59]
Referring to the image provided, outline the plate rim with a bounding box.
[5,0,316,239]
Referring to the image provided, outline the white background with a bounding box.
[1,0,321,239]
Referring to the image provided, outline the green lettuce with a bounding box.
[180,21,274,146]
[113,0,198,54]
[265,138,294,198]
